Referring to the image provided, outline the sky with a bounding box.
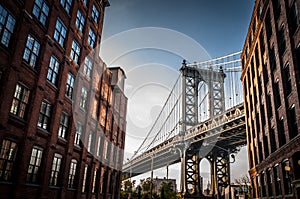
[99,0,255,189]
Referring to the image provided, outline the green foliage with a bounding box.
[159,182,177,199]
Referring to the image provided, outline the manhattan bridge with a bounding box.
[122,51,247,199]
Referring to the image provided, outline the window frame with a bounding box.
[54,18,67,47]
[88,28,96,48]
[10,83,30,119]
[68,159,77,189]
[58,112,69,139]
[70,40,81,64]
[83,57,93,78]
[50,153,62,186]
[32,0,49,26]
[0,5,16,47]
[91,5,99,24]
[47,56,60,85]
[37,100,52,131]
[80,87,88,110]
[65,73,75,99]
[74,122,83,146]
[0,139,18,181]
[60,0,73,14]
[26,146,43,183]
[23,34,40,68]
[75,10,85,33]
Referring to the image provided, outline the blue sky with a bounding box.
[100,0,255,188]
[102,0,254,58]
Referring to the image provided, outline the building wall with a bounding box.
[241,0,300,198]
[0,0,127,199]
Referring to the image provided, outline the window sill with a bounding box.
[25,183,42,187]
[36,127,51,138]
[65,95,73,104]
[0,181,13,185]
[57,137,68,145]
[22,61,38,75]
[49,186,61,190]
[46,81,58,91]
[8,114,26,126]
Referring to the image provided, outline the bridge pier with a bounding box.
[180,147,231,199]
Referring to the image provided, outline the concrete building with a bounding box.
[0,0,127,199]
[241,0,300,198]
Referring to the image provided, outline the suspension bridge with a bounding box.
[122,52,247,199]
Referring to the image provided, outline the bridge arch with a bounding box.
[199,158,213,196]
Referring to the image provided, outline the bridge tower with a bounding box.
[180,60,228,199]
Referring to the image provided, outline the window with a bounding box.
[263,134,269,158]
[261,172,266,197]
[54,18,67,47]
[282,160,292,195]
[272,0,281,20]
[269,46,276,72]
[82,165,88,192]
[47,56,60,85]
[274,165,282,195]
[74,122,82,146]
[10,83,30,118]
[92,169,98,193]
[60,0,72,14]
[96,136,102,157]
[288,1,299,35]
[266,11,272,39]
[23,34,40,68]
[0,139,17,181]
[70,40,81,64]
[278,117,286,147]
[274,80,281,109]
[288,105,298,139]
[68,159,77,188]
[87,131,94,153]
[65,73,74,99]
[27,147,43,183]
[283,63,292,96]
[58,112,69,139]
[50,153,62,186]
[104,140,109,159]
[267,169,273,196]
[260,32,265,55]
[83,57,93,78]
[266,93,273,117]
[37,101,52,130]
[0,5,16,47]
[32,0,49,26]
[270,128,276,152]
[80,87,88,110]
[278,24,286,56]
[88,28,96,48]
[91,5,99,23]
[75,10,85,33]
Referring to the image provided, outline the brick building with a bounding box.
[241,0,300,198]
[0,0,127,199]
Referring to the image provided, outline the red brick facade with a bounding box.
[0,0,127,199]
[241,0,300,198]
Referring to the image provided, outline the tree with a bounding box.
[234,175,251,199]
[159,182,177,199]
